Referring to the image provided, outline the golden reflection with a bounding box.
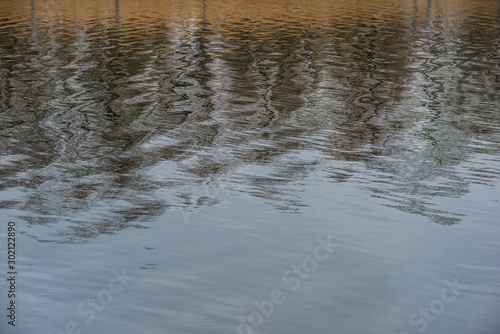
[2,0,498,33]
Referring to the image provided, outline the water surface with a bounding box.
[0,0,499,333]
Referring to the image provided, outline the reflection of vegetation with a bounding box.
[0,0,499,241]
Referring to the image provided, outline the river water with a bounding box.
[0,0,499,333]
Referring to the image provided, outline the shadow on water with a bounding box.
[0,0,499,241]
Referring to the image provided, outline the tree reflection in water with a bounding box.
[0,0,499,241]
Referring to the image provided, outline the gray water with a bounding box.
[1,0,500,333]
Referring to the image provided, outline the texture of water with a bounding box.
[1,0,499,333]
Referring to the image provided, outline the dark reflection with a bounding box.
[1,0,499,241]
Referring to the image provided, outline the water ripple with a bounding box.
[1,0,499,239]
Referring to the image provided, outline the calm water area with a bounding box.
[0,0,499,333]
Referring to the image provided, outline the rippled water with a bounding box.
[1,0,499,333]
